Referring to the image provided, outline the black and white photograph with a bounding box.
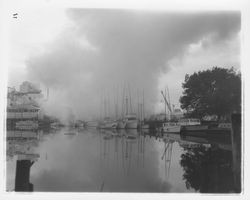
[1,0,249,198]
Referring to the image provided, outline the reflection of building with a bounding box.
[7,104,40,120]
[15,160,34,191]
[6,130,40,161]
[7,129,42,191]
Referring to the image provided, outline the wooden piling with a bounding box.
[231,113,241,193]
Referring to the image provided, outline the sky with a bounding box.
[6,6,241,120]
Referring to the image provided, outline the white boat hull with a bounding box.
[100,122,118,129]
[125,121,138,129]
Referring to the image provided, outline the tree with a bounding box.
[179,67,241,120]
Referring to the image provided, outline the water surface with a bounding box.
[6,128,236,193]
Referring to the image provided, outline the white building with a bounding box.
[7,81,45,121]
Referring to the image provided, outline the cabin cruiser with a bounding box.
[124,114,138,129]
[162,118,201,133]
[99,117,118,129]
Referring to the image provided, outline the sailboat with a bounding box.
[124,95,137,129]
[117,84,138,129]
[139,90,149,129]
[116,87,126,129]
[100,117,118,129]
[99,92,118,129]
[161,87,200,133]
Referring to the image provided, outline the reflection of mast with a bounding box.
[128,84,133,114]
[162,139,173,180]
[121,136,125,174]
[142,90,145,123]
[100,131,113,192]
[121,84,125,118]
[143,133,145,167]
[15,160,34,191]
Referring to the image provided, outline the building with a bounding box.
[7,81,45,130]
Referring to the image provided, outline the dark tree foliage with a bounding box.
[179,67,241,120]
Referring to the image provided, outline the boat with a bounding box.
[99,117,118,129]
[181,121,231,135]
[85,121,99,128]
[118,85,138,129]
[138,90,149,129]
[125,129,138,141]
[124,114,138,129]
[162,118,202,134]
[218,123,231,129]
[161,88,181,133]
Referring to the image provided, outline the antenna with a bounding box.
[128,83,132,114]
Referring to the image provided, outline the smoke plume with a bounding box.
[25,9,240,120]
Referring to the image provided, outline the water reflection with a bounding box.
[6,128,240,193]
[180,144,234,193]
[7,130,42,191]
[15,160,34,191]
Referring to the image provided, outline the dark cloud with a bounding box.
[26,9,240,119]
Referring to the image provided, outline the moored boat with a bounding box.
[99,118,118,129]
[162,118,202,134]
[124,114,138,129]
[85,121,99,128]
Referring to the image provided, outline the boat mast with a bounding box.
[167,86,172,117]
[142,89,145,123]
[161,87,172,121]
[125,96,129,115]
[128,84,132,114]
[137,89,140,121]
